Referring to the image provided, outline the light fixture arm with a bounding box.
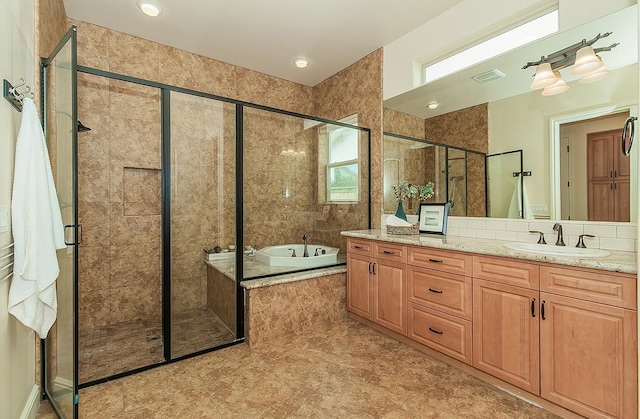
[522,32,613,70]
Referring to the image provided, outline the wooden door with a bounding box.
[473,279,540,394]
[373,259,406,335]
[346,254,373,320]
[540,293,638,419]
[587,130,629,221]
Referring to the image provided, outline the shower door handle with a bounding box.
[64,224,82,246]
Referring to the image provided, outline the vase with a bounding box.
[395,201,407,221]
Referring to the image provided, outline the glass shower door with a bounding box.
[169,92,237,358]
[43,26,78,418]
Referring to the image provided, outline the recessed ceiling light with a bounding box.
[293,57,309,68]
[137,0,163,17]
[426,101,439,110]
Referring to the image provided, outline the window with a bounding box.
[327,115,359,202]
[424,9,558,84]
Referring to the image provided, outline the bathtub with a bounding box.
[254,244,339,268]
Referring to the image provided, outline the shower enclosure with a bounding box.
[42,26,370,418]
[383,132,486,216]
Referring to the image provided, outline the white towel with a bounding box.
[9,98,66,339]
[385,215,414,227]
[507,177,534,219]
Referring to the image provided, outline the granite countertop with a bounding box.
[341,230,638,275]
[205,256,347,289]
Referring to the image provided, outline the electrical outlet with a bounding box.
[0,205,8,233]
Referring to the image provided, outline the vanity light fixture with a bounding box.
[137,0,163,17]
[426,101,439,110]
[293,57,309,68]
[524,32,618,94]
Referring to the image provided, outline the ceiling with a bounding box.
[384,5,638,119]
[62,0,463,86]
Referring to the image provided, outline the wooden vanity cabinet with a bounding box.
[407,247,473,364]
[472,278,540,394]
[539,266,638,419]
[346,237,638,418]
[346,239,406,335]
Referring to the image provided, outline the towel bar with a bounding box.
[0,242,14,252]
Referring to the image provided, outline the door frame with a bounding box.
[549,104,637,220]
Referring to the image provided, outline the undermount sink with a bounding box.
[503,242,611,258]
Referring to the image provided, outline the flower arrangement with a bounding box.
[391,181,418,202]
[417,181,435,202]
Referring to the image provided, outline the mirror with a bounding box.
[383,4,638,222]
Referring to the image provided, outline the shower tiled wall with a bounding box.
[78,75,162,330]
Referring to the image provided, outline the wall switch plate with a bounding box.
[531,203,548,213]
[0,205,8,233]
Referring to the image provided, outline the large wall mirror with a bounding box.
[384,4,638,222]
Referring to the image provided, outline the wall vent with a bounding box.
[472,69,506,84]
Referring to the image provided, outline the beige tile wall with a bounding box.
[244,273,347,347]
[77,74,162,329]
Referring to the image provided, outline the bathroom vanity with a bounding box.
[342,230,638,419]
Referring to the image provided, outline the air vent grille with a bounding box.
[472,69,506,83]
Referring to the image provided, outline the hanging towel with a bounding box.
[507,177,534,219]
[9,97,66,339]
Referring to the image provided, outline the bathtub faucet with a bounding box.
[303,234,309,257]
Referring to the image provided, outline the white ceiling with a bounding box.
[62,0,463,86]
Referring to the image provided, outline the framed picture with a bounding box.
[418,203,452,234]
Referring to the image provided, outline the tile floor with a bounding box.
[38,318,563,418]
[79,307,235,383]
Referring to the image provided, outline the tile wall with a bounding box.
[77,75,162,330]
[382,215,638,252]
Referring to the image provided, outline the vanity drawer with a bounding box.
[540,265,637,310]
[473,256,539,289]
[408,247,472,276]
[347,238,372,257]
[373,242,406,263]
[407,266,472,320]
[408,303,472,365]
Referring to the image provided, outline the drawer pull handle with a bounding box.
[383,250,394,255]
[428,327,443,335]
[372,263,376,275]
[428,288,443,294]
[368,262,372,275]
[354,245,363,249]
[428,258,443,263]
[541,300,546,320]
[531,298,536,318]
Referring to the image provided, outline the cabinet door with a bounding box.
[347,254,373,320]
[373,259,406,335]
[473,279,540,394]
[588,180,615,221]
[540,293,638,419]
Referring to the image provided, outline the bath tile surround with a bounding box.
[382,214,638,252]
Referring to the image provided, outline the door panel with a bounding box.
[43,26,78,419]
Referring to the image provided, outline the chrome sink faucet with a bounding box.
[303,234,309,257]
[552,223,565,246]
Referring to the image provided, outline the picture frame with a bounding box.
[418,202,452,234]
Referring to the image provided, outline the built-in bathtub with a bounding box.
[254,244,339,268]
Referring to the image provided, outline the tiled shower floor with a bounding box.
[79,307,235,384]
